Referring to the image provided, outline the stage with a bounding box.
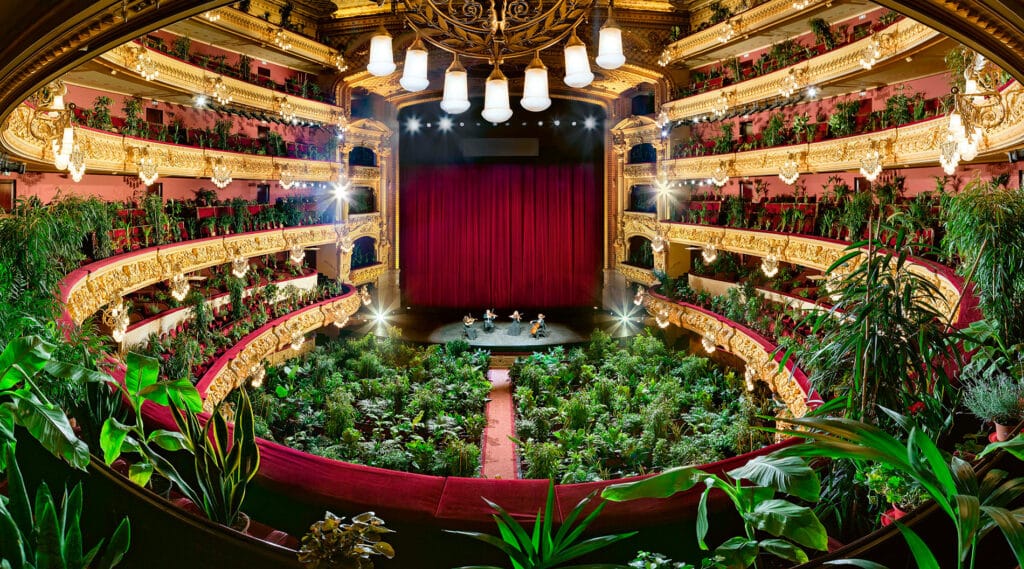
[357,307,641,352]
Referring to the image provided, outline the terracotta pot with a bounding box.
[994,422,1013,442]
[881,505,908,527]
[231,511,252,534]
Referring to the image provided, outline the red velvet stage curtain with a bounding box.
[400,163,601,309]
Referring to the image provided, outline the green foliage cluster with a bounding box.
[252,334,491,477]
[511,331,771,483]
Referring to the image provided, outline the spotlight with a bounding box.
[438,116,454,132]
[806,86,818,98]
[405,116,422,133]
[553,119,561,126]
[333,181,350,201]
[374,311,388,325]
[194,94,208,108]
[583,117,597,130]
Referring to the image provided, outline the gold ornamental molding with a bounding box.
[1,103,339,179]
[619,82,1024,183]
[345,118,393,152]
[662,19,941,121]
[200,291,362,411]
[60,224,382,325]
[198,6,340,68]
[616,263,660,286]
[659,0,825,67]
[350,165,382,182]
[100,43,344,124]
[618,213,964,323]
[611,115,661,154]
[641,293,812,418]
[349,263,388,286]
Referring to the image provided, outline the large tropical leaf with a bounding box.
[601,466,708,501]
[894,523,940,569]
[137,377,201,413]
[759,538,809,563]
[94,517,131,569]
[741,499,828,551]
[727,455,820,502]
[0,336,53,391]
[11,390,89,470]
[713,537,757,568]
[980,505,1024,568]
[124,352,159,409]
[100,418,130,465]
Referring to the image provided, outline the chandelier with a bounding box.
[941,49,1009,170]
[68,143,87,182]
[102,297,130,344]
[711,162,730,187]
[717,20,736,44]
[655,307,671,328]
[169,273,190,301]
[744,365,756,391]
[249,365,265,389]
[359,285,373,306]
[366,0,625,123]
[231,257,249,279]
[210,77,232,105]
[779,69,801,98]
[779,154,800,185]
[633,286,645,306]
[334,315,350,328]
[939,130,961,175]
[701,242,718,263]
[859,36,882,70]
[210,157,232,189]
[289,244,306,265]
[202,10,221,22]
[859,143,883,182]
[792,0,810,9]
[711,91,731,118]
[278,163,296,189]
[761,252,779,278]
[132,45,159,81]
[332,52,349,72]
[290,330,305,351]
[651,234,666,253]
[276,96,296,122]
[274,28,293,51]
[137,147,159,186]
[701,331,717,353]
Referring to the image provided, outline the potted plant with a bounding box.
[809,18,837,51]
[861,463,925,525]
[298,511,395,568]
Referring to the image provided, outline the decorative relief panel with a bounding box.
[617,263,660,286]
[202,6,337,67]
[623,163,658,179]
[349,166,381,181]
[349,263,387,286]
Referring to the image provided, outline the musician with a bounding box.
[483,309,497,333]
[529,313,548,338]
[508,310,522,336]
[463,314,478,340]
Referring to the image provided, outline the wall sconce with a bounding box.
[276,96,296,122]
[210,156,232,189]
[278,163,296,189]
[131,45,159,81]
[209,76,232,105]
[701,331,717,353]
[333,315,350,329]
[633,286,645,306]
[231,256,249,279]
[102,296,130,344]
[744,365,757,391]
[859,141,883,182]
[779,154,800,185]
[273,28,293,51]
[249,365,265,389]
[289,244,306,265]
[701,242,718,263]
[169,272,190,302]
[136,146,159,186]
[761,252,780,278]
[717,19,737,44]
[359,285,372,306]
[655,308,671,328]
[711,161,731,187]
[651,234,666,253]
[711,91,733,118]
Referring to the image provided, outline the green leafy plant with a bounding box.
[87,96,114,131]
[762,113,787,148]
[298,511,395,569]
[121,96,146,139]
[775,416,1024,569]
[809,18,836,50]
[713,123,734,155]
[447,478,636,569]
[171,35,191,60]
[0,447,131,569]
[828,101,860,138]
[602,454,827,568]
[168,387,260,528]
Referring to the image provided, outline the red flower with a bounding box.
[909,401,926,415]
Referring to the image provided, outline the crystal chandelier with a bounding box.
[651,234,666,253]
[792,0,810,9]
[169,273,190,302]
[711,163,730,187]
[761,253,779,278]
[701,331,717,353]
[367,0,623,123]
[859,145,883,182]
[68,143,87,182]
[132,46,159,81]
[711,91,730,118]
[717,20,736,44]
[274,28,293,51]
[859,36,882,70]
[278,164,296,189]
[137,147,159,186]
[779,70,800,98]
[701,242,718,263]
[779,155,800,185]
[633,286,645,306]
[210,157,232,189]
[210,77,232,105]
[231,257,249,279]
[942,50,1008,169]
[289,244,305,265]
[332,51,349,72]
[52,125,74,171]
[938,129,961,175]
[276,96,296,123]
[102,297,130,344]
[655,308,671,328]
[744,365,756,391]
[249,365,265,389]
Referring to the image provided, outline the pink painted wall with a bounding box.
[687,73,951,143]
[691,6,890,75]
[699,162,1024,200]
[2,171,317,205]
[65,84,332,146]
[145,30,298,86]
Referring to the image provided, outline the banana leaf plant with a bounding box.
[0,336,94,472]
[601,455,828,568]
[773,416,1024,569]
[100,352,202,486]
[446,478,636,569]
[0,446,131,569]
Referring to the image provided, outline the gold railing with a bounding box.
[662,19,941,120]
[1,103,339,180]
[618,213,964,323]
[349,165,381,182]
[199,6,337,68]
[349,263,387,286]
[100,43,343,125]
[200,291,363,411]
[642,293,812,418]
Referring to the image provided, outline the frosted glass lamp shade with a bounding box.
[520,53,551,112]
[440,55,471,114]
[399,36,429,91]
[367,27,396,76]
[481,65,513,124]
[596,21,625,69]
[563,30,594,88]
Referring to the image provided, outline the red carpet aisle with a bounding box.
[481,369,518,479]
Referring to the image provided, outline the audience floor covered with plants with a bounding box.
[3,176,1024,569]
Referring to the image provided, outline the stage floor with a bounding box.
[427,321,585,347]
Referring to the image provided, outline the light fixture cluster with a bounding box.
[711,162,730,187]
[761,252,780,278]
[289,244,306,265]
[169,273,190,302]
[701,242,718,263]
[701,331,717,353]
[137,147,159,186]
[859,144,883,182]
[779,155,800,185]
[278,163,296,189]
[367,0,625,124]
[792,0,811,9]
[859,36,882,70]
[717,20,736,44]
[231,256,249,279]
[274,28,293,51]
[651,234,666,253]
[103,297,130,344]
[277,96,296,123]
[744,365,757,392]
[132,45,159,81]
[655,308,671,329]
[210,156,232,189]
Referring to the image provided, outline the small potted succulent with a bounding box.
[963,371,1024,442]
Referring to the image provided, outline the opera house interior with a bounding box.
[2,0,1024,567]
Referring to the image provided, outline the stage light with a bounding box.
[438,116,454,132]
[583,117,597,130]
[553,119,561,126]
[374,311,388,325]
[194,94,208,108]
[405,116,422,133]
[806,85,818,98]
